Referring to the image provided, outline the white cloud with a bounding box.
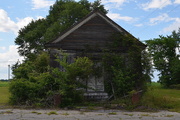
[162,18,180,33]
[134,24,143,27]
[148,13,180,34]
[16,16,44,33]
[149,13,174,25]
[102,0,126,5]
[0,9,17,33]
[0,45,23,66]
[14,17,34,35]
[0,9,43,35]
[15,16,44,34]
[32,0,54,9]
[174,0,180,4]
[0,45,24,79]
[141,0,172,10]
[107,13,134,22]
[102,0,126,9]
[16,17,34,29]
[36,16,44,20]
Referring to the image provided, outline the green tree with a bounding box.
[15,0,107,58]
[146,29,180,87]
[15,19,48,57]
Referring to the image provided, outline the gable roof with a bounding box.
[47,10,146,47]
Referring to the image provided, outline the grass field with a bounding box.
[141,82,180,112]
[0,81,10,105]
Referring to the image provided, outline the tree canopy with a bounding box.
[146,28,180,87]
[15,0,107,58]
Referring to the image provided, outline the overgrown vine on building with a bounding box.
[102,33,152,99]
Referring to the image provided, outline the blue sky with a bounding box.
[0,0,180,80]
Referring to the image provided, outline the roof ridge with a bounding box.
[46,10,146,47]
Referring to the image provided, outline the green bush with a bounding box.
[9,52,93,107]
[9,79,40,105]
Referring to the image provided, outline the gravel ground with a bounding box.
[0,109,180,120]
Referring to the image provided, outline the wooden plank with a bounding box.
[48,15,125,51]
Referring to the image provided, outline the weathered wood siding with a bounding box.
[54,16,119,50]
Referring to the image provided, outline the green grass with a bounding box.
[47,111,58,115]
[141,82,180,112]
[108,112,117,115]
[0,81,9,87]
[31,111,42,115]
[0,81,10,105]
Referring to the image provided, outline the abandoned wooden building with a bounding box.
[46,10,146,100]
